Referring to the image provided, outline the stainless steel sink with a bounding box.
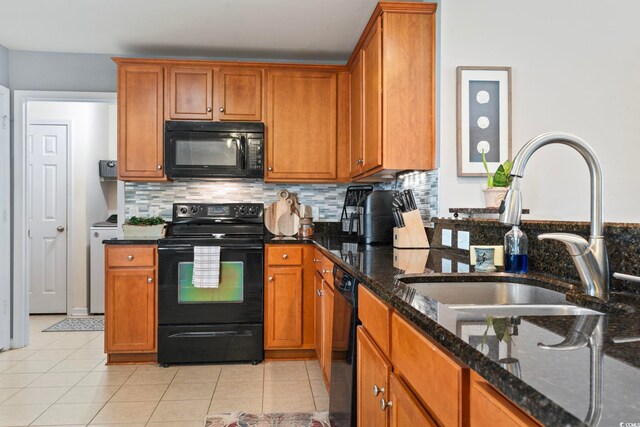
[406,281,603,316]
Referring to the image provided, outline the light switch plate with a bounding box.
[457,231,470,250]
[442,229,452,247]
[442,258,452,273]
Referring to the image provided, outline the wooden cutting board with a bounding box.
[265,190,300,236]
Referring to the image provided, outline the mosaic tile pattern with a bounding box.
[124,171,439,222]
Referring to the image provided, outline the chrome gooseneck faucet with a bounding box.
[499,132,609,300]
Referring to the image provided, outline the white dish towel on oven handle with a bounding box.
[193,246,220,288]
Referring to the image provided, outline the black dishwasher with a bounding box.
[329,265,359,427]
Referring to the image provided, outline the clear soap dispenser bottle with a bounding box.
[504,225,528,273]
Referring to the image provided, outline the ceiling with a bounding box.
[0,0,418,62]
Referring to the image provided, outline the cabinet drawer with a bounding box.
[470,372,541,427]
[266,246,303,265]
[106,245,156,268]
[358,286,391,357]
[313,249,324,273]
[321,256,334,286]
[391,313,467,427]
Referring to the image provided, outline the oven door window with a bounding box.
[177,261,244,303]
[173,133,243,168]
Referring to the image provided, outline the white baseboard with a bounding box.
[69,307,89,316]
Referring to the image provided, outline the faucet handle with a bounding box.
[538,232,590,256]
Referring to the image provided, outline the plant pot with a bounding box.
[122,224,166,239]
[483,187,509,208]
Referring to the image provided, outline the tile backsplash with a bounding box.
[124,170,439,222]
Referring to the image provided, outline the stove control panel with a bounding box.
[173,203,264,221]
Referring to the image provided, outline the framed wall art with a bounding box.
[457,66,512,176]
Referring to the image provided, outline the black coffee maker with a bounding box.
[358,190,395,245]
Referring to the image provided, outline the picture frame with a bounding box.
[457,66,512,177]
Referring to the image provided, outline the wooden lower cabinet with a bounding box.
[357,327,390,427]
[470,372,541,427]
[388,373,437,427]
[104,245,157,363]
[263,245,315,356]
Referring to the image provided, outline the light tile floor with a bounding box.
[0,315,329,426]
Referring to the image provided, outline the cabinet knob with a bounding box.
[373,385,385,396]
[207,107,212,112]
[380,398,392,411]
[147,277,153,283]
[318,290,324,296]
[267,166,273,172]
[357,159,364,165]
[316,289,321,296]
[157,164,162,170]
[127,255,134,261]
[219,107,225,112]
[322,268,328,274]
[313,258,319,263]
[282,254,288,260]
[268,276,274,282]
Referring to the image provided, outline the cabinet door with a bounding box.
[314,271,323,359]
[265,266,303,348]
[168,67,213,120]
[266,70,338,181]
[219,68,262,121]
[362,19,383,173]
[321,281,335,387]
[388,373,437,427]
[350,51,364,177]
[357,327,390,427]
[105,267,156,352]
[117,64,165,180]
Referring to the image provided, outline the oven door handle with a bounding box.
[169,331,254,338]
[238,136,246,170]
[158,245,263,251]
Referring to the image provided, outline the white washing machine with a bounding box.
[90,221,118,314]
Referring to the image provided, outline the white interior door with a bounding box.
[27,123,68,314]
[0,85,10,350]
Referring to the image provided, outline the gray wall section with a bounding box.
[8,50,117,92]
[0,45,8,87]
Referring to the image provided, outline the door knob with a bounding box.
[207,107,212,112]
[380,398,392,411]
[219,107,225,112]
[373,385,385,396]
[56,226,65,232]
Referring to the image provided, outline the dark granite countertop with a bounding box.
[270,233,640,427]
[103,238,159,245]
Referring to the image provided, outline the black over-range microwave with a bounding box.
[164,121,264,178]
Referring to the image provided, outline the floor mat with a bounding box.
[205,411,330,427]
[43,317,104,332]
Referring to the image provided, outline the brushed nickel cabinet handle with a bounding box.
[282,254,288,260]
[219,107,225,112]
[267,167,273,171]
[147,277,153,283]
[268,276,274,282]
[207,107,212,112]
[127,255,134,261]
[380,398,392,411]
[373,385,385,396]
[157,164,162,170]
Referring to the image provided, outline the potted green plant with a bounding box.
[481,151,513,208]
[122,216,166,239]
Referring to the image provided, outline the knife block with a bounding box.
[393,210,430,248]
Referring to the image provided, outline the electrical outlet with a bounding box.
[457,231,470,250]
[312,206,320,220]
[457,262,470,273]
[442,258,452,273]
[442,229,452,247]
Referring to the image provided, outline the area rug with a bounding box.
[43,317,104,332]
[204,411,330,427]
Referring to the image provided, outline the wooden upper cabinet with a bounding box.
[348,3,437,181]
[117,64,165,180]
[350,51,364,177]
[219,68,262,121]
[168,66,214,120]
[361,18,383,174]
[266,70,339,182]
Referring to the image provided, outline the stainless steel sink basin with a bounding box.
[447,304,603,316]
[406,281,603,316]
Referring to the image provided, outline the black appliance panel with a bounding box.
[158,323,263,364]
[329,266,359,427]
[158,244,263,325]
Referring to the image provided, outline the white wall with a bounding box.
[27,101,116,314]
[438,0,640,223]
[0,45,8,87]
